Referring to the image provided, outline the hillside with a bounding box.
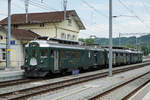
[94,34,150,46]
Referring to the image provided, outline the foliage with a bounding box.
[79,34,150,55]
[78,38,94,44]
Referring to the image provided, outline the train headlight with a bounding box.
[41,60,44,63]
[25,60,28,62]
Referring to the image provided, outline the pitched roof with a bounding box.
[0,26,40,40]
[0,10,85,30]
[11,29,40,40]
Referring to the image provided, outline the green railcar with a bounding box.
[22,40,106,77]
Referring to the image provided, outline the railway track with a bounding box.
[89,72,150,100]
[0,61,149,89]
[0,78,42,88]
[0,62,150,100]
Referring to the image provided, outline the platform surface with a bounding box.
[0,67,24,82]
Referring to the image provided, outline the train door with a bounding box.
[94,51,98,65]
[113,52,116,65]
[54,50,59,71]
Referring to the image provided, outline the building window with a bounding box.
[40,23,45,27]
[68,19,72,26]
[72,35,76,40]
[61,33,66,39]
[0,49,6,61]
[67,34,70,40]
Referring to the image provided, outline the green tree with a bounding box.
[78,38,94,44]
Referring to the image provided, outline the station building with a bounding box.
[0,10,85,68]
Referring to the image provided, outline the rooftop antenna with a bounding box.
[25,0,29,23]
[63,0,67,20]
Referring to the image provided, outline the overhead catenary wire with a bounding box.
[118,0,150,30]
[81,0,108,18]
[140,1,150,16]
[20,0,58,11]
[30,0,58,11]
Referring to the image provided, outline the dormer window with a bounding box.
[68,19,72,26]
[40,23,45,27]
[13,24,18,29]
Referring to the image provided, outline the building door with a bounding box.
[54,50,59,71]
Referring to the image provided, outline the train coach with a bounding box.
[21,38,143,77]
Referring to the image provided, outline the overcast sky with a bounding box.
[0,0,150,38]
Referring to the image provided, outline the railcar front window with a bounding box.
[32,49,36,57]
[40,49,48,58]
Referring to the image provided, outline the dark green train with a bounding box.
[21,38,143,77]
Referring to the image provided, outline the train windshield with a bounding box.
[32,49,37,57]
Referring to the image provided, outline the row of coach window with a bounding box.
[61,33,76,40]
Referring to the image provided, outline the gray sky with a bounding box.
[1,0,150,38]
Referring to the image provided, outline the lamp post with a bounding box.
[113,15,137,47]
[109,0,113,77]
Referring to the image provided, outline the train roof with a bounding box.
[26,40,143,54]
[26,40,104,51]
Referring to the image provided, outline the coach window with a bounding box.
[50,50,54,57]
[61,51,64,58]
[40,49,48,58]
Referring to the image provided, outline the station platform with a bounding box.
[0,67,24,82]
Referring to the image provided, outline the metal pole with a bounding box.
[136,37,138,50]
[25,0,29,23]
[119,33,121,46]
[7,0,11,68]
[63,0,67,20]
[109,0,113,76]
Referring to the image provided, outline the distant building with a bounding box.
[0,10,85,68]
